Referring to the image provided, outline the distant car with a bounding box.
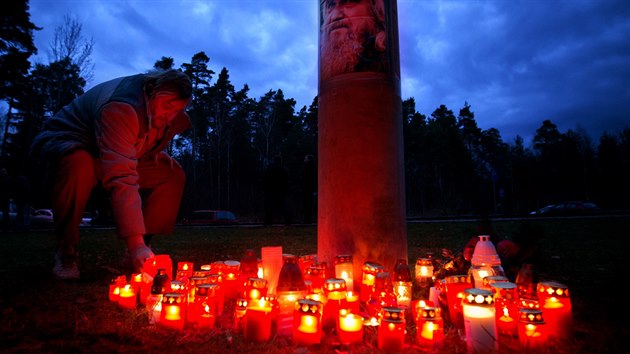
[181,210,238,225]
[529,201,602,216]
[31,209,54,225]
[80,211,97,227]
[30,209,95,226]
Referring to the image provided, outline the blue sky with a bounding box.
[27,0,630,145]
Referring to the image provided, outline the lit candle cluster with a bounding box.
[105,234,572,350]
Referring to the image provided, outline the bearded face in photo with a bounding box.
[320,0,386,81]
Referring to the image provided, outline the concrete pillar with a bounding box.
[317,0,407,287]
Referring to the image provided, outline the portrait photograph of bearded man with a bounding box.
[319,0,389,81]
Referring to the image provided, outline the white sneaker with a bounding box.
[52,251,80,280]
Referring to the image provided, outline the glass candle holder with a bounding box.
[378,307,406,352]
[299,254,318,277]
[159,293,186,331]
[335,255,354,291]
[462,288,498,353]
[491,281,518,337]
[109,275,127,302]
[415,258,434,287]
[176,261,194,281]
[393,259,413,310]
[304,262,327,293]
[346,291,360,313]
[338,312,364,344]
[367,272,397,321]
[292,299,323,346]
[516,263,538,301]
[468,235,505,288]
[194,283,220,328]
[537,281,572,340]
[118,283,137,310]
[276,254,307,336]
[143,254,173,281]
[322,278,348,329]
[240,249,259,279]
[444,274,471,329]
[361,261,384,303]
[234,298,248,331]
[518,308,547,349]
[415,306,444,349]
[222,260,241,300]
[244,298,273,342]
[244,277,268,302]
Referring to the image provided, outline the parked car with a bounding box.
[529,201,602,216]
[181,210,238,225]
[30,209,95,226]
[30,208,54,225]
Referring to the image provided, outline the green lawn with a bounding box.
[0,217,627,353]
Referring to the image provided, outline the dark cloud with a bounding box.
[27,0,629,145]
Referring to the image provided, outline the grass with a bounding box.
[0,217,628,353]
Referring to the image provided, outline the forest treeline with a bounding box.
[1,1,629,223]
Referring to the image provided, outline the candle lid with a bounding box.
[324,278,347,292]
[169,280,185,292]
[490,281,517,299]
[335,254,352,264]
[295,299,323,314]
[471,235,502,266]
[416,306,441,321]
[537,281,570,298]
[519,308,545,324]
[463,288,494,306]
[381,307,405,323]
[236,298,248,308]
[444,274,469,284]
[162,292,185,304]
[416,258,433,267]
[362,261,384,273]
[196,283,220,297]
[483,275,509,287]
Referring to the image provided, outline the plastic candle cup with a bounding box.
[338,312,364,344]
[490,281,519,337]
[322,278,348,329]
[118,283,137,310]
[444,274,471,329]
[518,308,547,349]
[537,281,572,340]
[462,288,498,353]
[244,298,273,342]
[292,299,323,346]
[415,306,444,349]
[335,255,354,291]
[159,293,185,330]
[377,307,406,352]
[361,262,384,303]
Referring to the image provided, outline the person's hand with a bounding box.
[130,244,155,273]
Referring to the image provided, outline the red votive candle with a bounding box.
[292,299,323,346]
[378,307,406,352]
[159,293,185,330]
[360,261,384,303]
[415,306,444,349]
[537,281,572,340]
[338,312,364,344]
[518,308,547,349]
[118,283,137,310]
[244,298,273,342]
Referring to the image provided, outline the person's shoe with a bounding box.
[52,251,80,280]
